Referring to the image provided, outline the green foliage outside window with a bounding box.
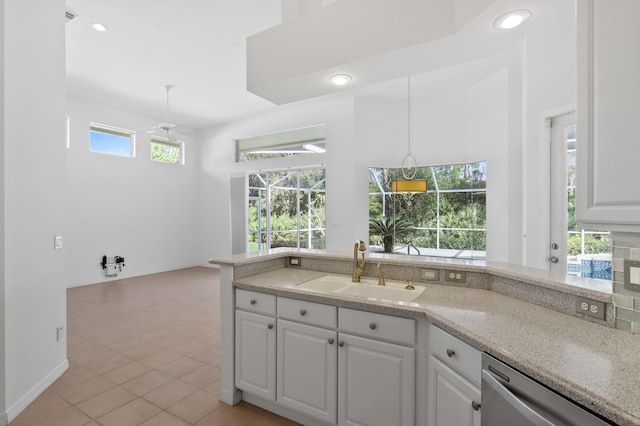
[369,162,486,255]
[248,168,326,251]
[151,140,181,164]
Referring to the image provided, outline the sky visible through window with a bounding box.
[90,130,131,157]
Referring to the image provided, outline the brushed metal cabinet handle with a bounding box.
[338,341,344,347]
[369,323,377,330]
[328,338,334,344]
[472,401,481,411]
[267,324,273,330]
[446,349,455,357]
[300,309,306,316]
[250,299,256,305]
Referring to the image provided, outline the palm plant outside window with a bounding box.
[369,161,486,259]
[248,168,326,252]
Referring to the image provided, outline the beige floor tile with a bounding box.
[121,370,174,396]
[81,352,132,375]
[139,349,183,369]
[167,390,221,424]
[194,403,259,426]
[49,365,98,392]
[169,338,210,356]
[142,379,199,409]
[157,356,204,377]
[14,268,295,426]
[75,386,137,418]
[201,378,221,396]
[54,375,115,405]
[102,361,151,385]
[8,390,71,425]
[179,364,221,388]
[121,342,164,361]
[95,398,161,426]
[12,405,92,426]
[138,411,191,426]
[188,346,219,365]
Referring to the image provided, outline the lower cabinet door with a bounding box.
[277,319,338,423]
[338,333,415,426]
[430,356,481,426]
[235,310,276,400]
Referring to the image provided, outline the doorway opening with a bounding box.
[549,112,611,279]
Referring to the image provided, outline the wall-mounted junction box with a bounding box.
[444,270,466,283]
[575,297,606,321]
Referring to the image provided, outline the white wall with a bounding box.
[199,98,356,260]
[521,0,577,269]
[65,95,201,287]
[0,0,5,420]
[201,1,577,269]
[200,63,518,262]
[355,64,514,262]
[3,0,67,421]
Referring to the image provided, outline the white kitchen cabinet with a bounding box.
[576,0,640,232]
[337,332,415,426]
[430,356,480,426]
[277,319,338,423]
[235,309,276,400]
[428,325,481,426]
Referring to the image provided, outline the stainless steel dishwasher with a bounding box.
[481,353,613,425]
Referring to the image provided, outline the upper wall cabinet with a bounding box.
[576,0,640,232]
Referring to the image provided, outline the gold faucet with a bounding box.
[377,263,385,286]
[352,240,366,282]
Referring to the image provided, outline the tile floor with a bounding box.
[10,267,299,426]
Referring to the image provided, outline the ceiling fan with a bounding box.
[146,85,192,142]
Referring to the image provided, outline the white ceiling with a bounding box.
[65,0,570,131]
[65,0,283,129]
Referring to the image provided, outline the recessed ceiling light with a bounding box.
[329,74,352,86]
[90,22,108,32]
[493,10,531,30]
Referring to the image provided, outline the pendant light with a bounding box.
[392,75,427,193]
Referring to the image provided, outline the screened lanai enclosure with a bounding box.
[369,161,487,259]
[248,168,326,251]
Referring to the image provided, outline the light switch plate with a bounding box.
[288,256,301,268]
[420,268,439,281]
[624,259,640,292]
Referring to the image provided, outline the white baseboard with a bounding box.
[5,358,69,423]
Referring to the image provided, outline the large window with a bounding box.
[369,161,486,259]
[90,123,134,157]
[248,168,326,252]
[236,125,326,162]
[151,138,183,165]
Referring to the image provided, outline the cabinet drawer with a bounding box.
[278,297,337,329]
[339,308,415,346]
[236,289,276,316]
[429,325,481,386]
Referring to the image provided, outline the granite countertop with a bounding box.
[230,266,640,426]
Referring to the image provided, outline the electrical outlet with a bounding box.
[445,270,466,283]
[54,236,63,250]
[289,256,301,268]
[420,268,439,281]
[575,297,606,321]
[56,326,64,342]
